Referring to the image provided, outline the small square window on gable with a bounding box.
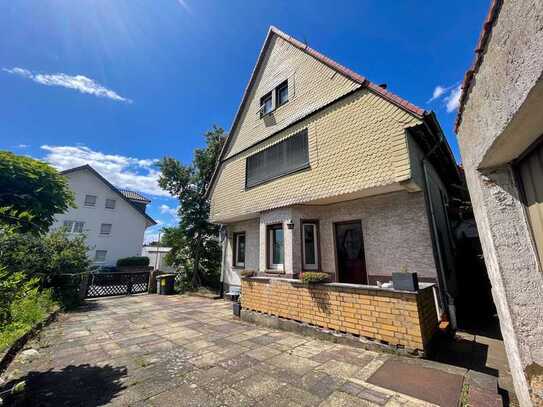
[84,194,97,207]
[105,199,116,209]
[275,80,289,107]
[260,92,273,117]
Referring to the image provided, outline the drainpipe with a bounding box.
[219,225,227,298]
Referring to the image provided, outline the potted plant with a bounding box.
[392,265,419,291]
[300,272,330,284]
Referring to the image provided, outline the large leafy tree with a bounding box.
[158,126,226,289]
[0,151,74,233]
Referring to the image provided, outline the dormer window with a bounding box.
[276,80,289,107]
[259,79,289,118]
[260,92,273,117]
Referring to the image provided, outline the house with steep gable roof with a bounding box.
[207,26,460,322]
[51,164,156,267]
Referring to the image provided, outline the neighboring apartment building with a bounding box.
[51,165,156,267]
[455,1,543,405]
[207,27,461,324]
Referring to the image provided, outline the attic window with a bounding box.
[260,92,273,117]
[276,80,289,107]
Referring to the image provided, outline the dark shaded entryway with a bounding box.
[334,220,367,284]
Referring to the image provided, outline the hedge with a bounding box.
[116,256,150,267]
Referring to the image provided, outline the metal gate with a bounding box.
[86,271,150,298]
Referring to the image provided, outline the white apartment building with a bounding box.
[51,165,156,266]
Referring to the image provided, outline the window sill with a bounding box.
[232,265,245,270]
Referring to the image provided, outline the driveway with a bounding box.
[2,294,470,406]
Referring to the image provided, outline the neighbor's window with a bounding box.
[267,224,284,270]
[84,194,97,207]
[302,221,319,271]
[94,250,107,262]
[233,232,246,268]
[63,220,84,233]
[105,199,116,209]
[260,92,273,117]
[275,80,289,107]
[100,223,112,235]
[246,129,309,188]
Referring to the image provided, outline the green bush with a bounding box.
[300,272,330,284]
[116,256,150,267]
[0,228,91,310]
[0,269,57,352]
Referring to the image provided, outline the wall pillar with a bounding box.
[464,164,543,406]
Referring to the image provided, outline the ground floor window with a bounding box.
[302,220,319,270]
[233,232,246,268]
[267,224,284,270]
[94,250,107,263]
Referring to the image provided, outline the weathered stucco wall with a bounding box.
[456,1,543,405]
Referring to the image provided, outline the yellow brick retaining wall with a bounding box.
[241,277,438,352]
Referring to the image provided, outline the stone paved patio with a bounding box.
[1,294,468,406]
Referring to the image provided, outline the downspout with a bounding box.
[219,225,227,298]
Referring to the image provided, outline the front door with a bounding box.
[335,221,367,284]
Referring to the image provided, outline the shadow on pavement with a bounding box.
[1,364,127,406]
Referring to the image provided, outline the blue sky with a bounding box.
[0,0,489,241]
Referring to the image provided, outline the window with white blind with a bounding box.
[94,250,107,262]
[100,223,112,235]
[84,194,97,207]
[63,220,84,233]
[246,129,309,188]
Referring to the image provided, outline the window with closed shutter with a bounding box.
[246,129,309,188]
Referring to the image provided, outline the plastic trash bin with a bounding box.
[156,274,175,295]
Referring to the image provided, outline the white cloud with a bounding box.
[14,144,30,148]
[427,83,462,113]
[40,145,171,197]
[428,85,448,103]
[444,84,462,113]
[3,67,132,103]
[159,204,179,218]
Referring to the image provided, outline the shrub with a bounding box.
[240,270,255,278]
[116,256,150,267]
[0,228,91,309]
[0,268,57,352]
[300,272,330,284]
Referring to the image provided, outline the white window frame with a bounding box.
[94,250,107,263]
[234,232,246,268]
[100,223,112,235]
[302,222,319,271]
[267,224,284,271]
[105,199,116,209]
[84,194,97,207]
[63,220,84,234]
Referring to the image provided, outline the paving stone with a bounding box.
[233,372,287,400]
[315,360,362,380]
[268,353,321,375]
[320,390,377,407]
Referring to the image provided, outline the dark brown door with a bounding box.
[335,221,367,284]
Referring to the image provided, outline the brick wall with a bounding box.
[241,277,438,352]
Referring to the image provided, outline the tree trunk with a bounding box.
[191,237,202,289]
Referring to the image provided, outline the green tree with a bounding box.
[158,126,226,289]
[0,151,74,233]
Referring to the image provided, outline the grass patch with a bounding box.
[0,288,57,353]
[459,381,471,407]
